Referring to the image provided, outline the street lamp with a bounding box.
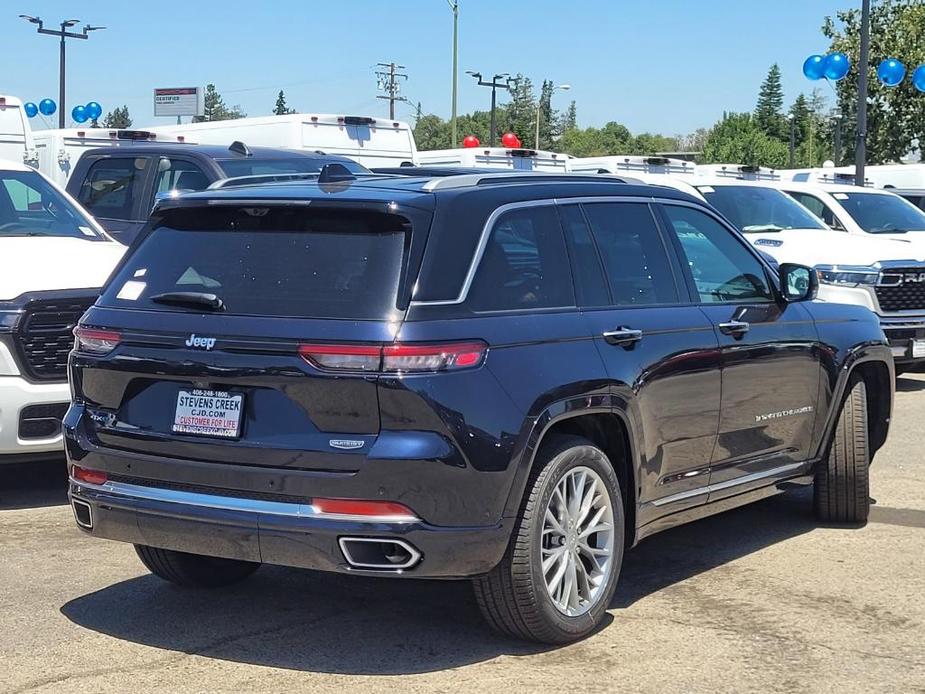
[855,0,871,186]
[787,113,796,168]
[467,70,512,147]
[19,15,105,128]
[447,0,459,147]
[534,83,570,150]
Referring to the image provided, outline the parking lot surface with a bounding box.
[2,378,924,694]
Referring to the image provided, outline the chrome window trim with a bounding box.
[70,477,420,524]
[410,195,700,307]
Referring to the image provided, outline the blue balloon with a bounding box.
[38,98,56,116]
[913,65,925,93]
[824,52,850,81]
[72,105,88,124]
[877,58,906,87]
[85,101,102,120]
[803,55,826,80]
[23,102,38,118]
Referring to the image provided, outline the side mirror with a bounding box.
[779,263,818,302]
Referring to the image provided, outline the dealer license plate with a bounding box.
[913,340,925,359]
[172,389,244,439]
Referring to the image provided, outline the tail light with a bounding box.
[72,465,108,485]
[312,497,417,521]
[74,326,121,355]
[299,341,487,373]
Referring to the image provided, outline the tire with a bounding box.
[814,377,870,524]
[134,544,260,588]
[473,435,625,644]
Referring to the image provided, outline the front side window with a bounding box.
[0,170,103,240]
[582,202,679,306]
[663,205,773,304]
[697,185,827,232]
[153,159,211,198]
[76,157,148,220]
[786,191,845,230]
[836,192,925,233]
[467,205,574,312]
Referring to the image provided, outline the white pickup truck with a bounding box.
[0,159,123,464]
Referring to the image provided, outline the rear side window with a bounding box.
[558,205,610,307]
[582,202,679,306]
[466,205,574,312]
[76,157,148,220]
[100,207,409,320]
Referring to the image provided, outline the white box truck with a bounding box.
[0,96,36,167]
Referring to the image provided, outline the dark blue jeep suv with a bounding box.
[65,172,893,643]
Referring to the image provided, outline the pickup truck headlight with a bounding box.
[814,265,879,286]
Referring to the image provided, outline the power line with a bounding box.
[375,62,408,120]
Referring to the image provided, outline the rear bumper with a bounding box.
[68,476,510,578]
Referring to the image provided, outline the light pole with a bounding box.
[534,83,570,150]
[832,113,844,164]
[19,15,105,128]
[787,113,796,168]
[467,71,512,147]
[447,0,459,147]
[855,0,871,186]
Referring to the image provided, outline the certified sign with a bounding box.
[154,87,203,118]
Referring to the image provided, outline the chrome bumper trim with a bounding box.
[69,477,419,524]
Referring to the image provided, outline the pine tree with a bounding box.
[789,93,812,146]
[102,105,132,129]
[754,64,785,140]
[273,90,295,116]
[503,75,535,144]
[195,84,247,122]
[560,101,577,133]
[537,80,560,149]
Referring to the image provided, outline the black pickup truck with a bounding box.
[65,141,368,244]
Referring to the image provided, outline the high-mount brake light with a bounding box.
[74,326,121,355]
[72,465,108,485]
[298,341,488,373]
[312,498,418,521]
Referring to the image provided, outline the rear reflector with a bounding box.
[72,465,108,486]
[299,341,487,373]
[312,497,418,521]
[74,326,121,355]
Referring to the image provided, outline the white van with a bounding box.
[695,163,781,181]
[0,96,36,167]
[415,147,571,172]
[32,128,192,187]
[148,114,416,168]
[568,155,696,176]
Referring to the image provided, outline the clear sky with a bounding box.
[3,0,852,136]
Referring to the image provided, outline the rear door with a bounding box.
[559,201,722,522]
[79,202,425,472]
[73,154,155,243]
[658,202,823,499]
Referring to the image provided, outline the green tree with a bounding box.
[702,112,789,168]
[273,90,295,116]
[823,0,925,163]
[195,83,247,122]
[102,105,132,129]
[559,101,577,134]
[412,114,452,150]
[502,74,535,143]
[536,80,560,149]
[754,64,786,140]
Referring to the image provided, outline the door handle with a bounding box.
[602,327,643,347]
[718,320,750,337]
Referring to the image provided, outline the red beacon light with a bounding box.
[462,135,480,148]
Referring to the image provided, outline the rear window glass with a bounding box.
[100,208,408,320]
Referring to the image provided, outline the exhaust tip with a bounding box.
[338,537,421,570]
[72,499,93,529]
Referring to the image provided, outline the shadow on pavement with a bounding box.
[895,375,925,393]
[61,488,822,674]
[0,457,68,510]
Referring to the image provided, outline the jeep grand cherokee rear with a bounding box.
[67,174,893,643]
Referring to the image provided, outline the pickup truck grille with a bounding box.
[14,298,95,381]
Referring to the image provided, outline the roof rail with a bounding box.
[421,172,628,191]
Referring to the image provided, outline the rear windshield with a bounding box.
[836,192,925,233]
[217,158,370,178]
[99,207,408,319]
[697,185,827,232]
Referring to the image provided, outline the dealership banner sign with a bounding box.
[154,87,203,117]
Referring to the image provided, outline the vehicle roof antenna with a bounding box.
[318,163,356,184]
[228,140,252,157]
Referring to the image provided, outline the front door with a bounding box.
[658,203,823,499]
[558,202,722,523]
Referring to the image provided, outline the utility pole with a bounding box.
[376,62,408,120]
[447,0,459,146]
[467,71,512,147]
[855,0,871,186]
[19,15,105,128]
[787,113,796,168]
[832,113,844,164]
